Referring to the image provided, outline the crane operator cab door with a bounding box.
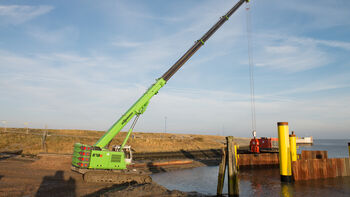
[112,145,132,164]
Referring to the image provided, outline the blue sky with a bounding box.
[0,0,349,139]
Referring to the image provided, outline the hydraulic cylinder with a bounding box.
[278,122,292,182]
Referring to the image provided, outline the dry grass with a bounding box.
[0,127,250,155]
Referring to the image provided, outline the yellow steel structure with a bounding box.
[289,133,297,162]
[235,145,239,168]
[278,122,292,182]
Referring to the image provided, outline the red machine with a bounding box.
[250,137,278,153]
[250,138,260,153]
[259,137,278,150]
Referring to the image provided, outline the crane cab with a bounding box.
[112,145,133,164]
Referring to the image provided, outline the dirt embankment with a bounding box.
[0,127,250,155]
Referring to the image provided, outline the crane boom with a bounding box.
[72,0,251,174]
[94,0,248,148]
[162,0,246,81]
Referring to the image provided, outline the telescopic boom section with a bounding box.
[94,0,249,149]
[162,0,247,81]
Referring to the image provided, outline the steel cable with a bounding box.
[245,3,257,136]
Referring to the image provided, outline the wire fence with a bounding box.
[0,126,196,144]
[0,128,101,139]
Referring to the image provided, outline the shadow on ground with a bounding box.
[146,162,166,173]
[35,170,76,197]
[180,149,221,166]
[84,182,134,197]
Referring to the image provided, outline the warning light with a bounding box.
[79,152,90,156]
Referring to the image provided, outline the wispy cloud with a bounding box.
[0,5,53,25]
[112,40,144,48]
[252,34,330,72]
[288,37,350,51]
[269,72,350,97]
[281,0,350,28]
[27,26,79,44]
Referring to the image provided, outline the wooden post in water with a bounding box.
[227,136,239,196]
[217,148,227,196]
[217,137,239,196]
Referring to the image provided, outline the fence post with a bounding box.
[2,120,7,132]
[217,147,227,196]
[24,122,29,134]
[227,136,239,196]
[42,125,48,153]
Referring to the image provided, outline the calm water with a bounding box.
[297,139,349,158]
[152,139,350,196]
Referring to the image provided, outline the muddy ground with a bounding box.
[0,129,250,196]
[0,154,209,197]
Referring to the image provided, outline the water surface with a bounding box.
[152,139,350,196]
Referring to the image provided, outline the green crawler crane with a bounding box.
[72,0,251,183]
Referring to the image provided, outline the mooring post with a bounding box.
[277,122,292,182]
[348,142,350,157]
[217,147,227,196]
[289,131,297,162]
[227,136,239,196]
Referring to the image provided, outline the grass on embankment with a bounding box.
[0,127,250,155]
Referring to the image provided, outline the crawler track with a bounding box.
[83,171,152,184]
[71,166,152,184]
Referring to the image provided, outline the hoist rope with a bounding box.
[245,3,257,135]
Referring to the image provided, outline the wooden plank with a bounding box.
[217,148,227,196]
[301,150,328,160]
[309,159,316,180]
[320,159,327,179]
[314,159,319,179]
[227,136,239,196]
[328,159,337,178]
[345,158,350,176]
[340,158,347,177]
[238,153,279,167]
[292,158,350,181]
[292,161,299,181]
[300,160,307,180]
